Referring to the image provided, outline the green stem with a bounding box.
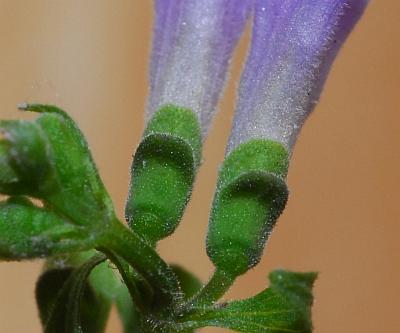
[101,248,148,312]
[185,269,235,310]
[98,220,181,306]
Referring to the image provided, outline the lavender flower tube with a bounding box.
[229,0,369,152]
[127,1,251,243]
[148,0,251,136]
[207,0,369,277]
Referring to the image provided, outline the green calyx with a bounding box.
[126,105,202,243]
[207,139,289,277]
[144,105,202,166]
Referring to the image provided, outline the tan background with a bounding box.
[0,1,399,332]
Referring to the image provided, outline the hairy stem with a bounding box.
[183,269,235,310]
[98,219,181,306]
[101,248,149,312]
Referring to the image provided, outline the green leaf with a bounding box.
[207,139,289,277]
[115,284,140,333]
[43,254,107,333]
[178,270,317,333]
[125,105,202,243]
[0,104,115,227]
[39,251,137,333]
[0,197,93,260]
[36,268,73,325]
[55,251,148,333]
[51,250,123,300]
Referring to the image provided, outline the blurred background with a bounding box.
[0,1,399,332]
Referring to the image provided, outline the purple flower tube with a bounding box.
[148,0,252,137]
[228,0,369,152]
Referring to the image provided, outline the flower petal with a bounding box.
[228,0,369,151]
[148,0,252,137]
